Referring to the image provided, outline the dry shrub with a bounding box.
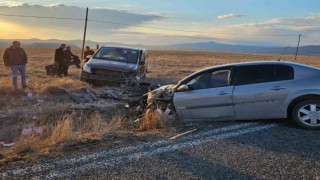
[140,109,165,130]
[76,113,103,140]
[104,115,124,133]
[3,112,123,159]
[9,135,42,155]
[48,117,74,144]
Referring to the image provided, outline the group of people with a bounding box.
[54,44,95,77]
[2,41,95,90]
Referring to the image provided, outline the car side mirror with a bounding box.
[177,85,189,92]
[86,55,93,59]
[139,61,145,65]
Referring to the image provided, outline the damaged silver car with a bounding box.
[148,61,320,129]
[81,46,148,85]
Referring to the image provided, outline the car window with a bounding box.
[93,47,138,64]
[234,65,274,85]
[185,69,231,90]
[211,70,230,87]
[275,65,294,81]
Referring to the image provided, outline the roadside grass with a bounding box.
[140,109,165,130]
[1,112,125,163]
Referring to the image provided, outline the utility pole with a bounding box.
[295,33,301,60]
[81,8,89,59]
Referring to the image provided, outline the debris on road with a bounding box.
[169,129,197,140]
[2,142,15,147]
[104,90,121,100]
[21,126,45,136]
[27,92,33,98]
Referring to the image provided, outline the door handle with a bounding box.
[270,86,286,91]
[217,91,230,95]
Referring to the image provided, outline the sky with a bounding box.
[0,0,319,46]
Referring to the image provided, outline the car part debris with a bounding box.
[86,89,98,101]
[124,104,130,108]
[2,142,15,147]
[169,129,197,140]
[21,126,44,136]
[104,90,120,100]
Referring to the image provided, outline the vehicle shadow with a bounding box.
[160,149,253,179]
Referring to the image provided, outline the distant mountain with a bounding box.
[0,39,131,49]
[160,41,320,56]
[27,43,78,48]
[0,39,319,56]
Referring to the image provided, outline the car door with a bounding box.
[173,67,235,121]
[232,64,294,119]
[136,50,147,78]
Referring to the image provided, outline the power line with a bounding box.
[0,13,83,21]
[88,19,299,37]
[88,19,209,34]
[0,13,302,37]
[302,36,320,44]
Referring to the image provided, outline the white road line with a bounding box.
[0,123,279,178]
[44,123,279,179]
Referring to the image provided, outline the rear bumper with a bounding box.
[80,71,129,83]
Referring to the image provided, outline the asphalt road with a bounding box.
[1,120,320,179]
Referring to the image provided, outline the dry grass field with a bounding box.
[0,47,319,163]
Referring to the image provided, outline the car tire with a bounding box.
[292,100,320,130]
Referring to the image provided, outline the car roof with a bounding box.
[199,61,318,72]
[99,45,146,51]
[178,61,319,85]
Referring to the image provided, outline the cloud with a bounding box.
[0,1,25,7]
[217,14,244,20]
[0,3,164,40]
[0,3,319,46]
[209,13,320,45]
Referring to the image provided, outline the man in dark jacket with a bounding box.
[63,46,79,76]
[83,46,95,62]
[54,44,66,76]
[3,41,28,89]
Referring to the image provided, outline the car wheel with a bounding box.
[292,100,320,129]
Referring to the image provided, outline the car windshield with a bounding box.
[93,47,139,64]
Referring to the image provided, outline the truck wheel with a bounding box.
[291,100,320,130]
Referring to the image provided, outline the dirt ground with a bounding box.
[0,48,319,162]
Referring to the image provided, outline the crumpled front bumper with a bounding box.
[80,71,130,83]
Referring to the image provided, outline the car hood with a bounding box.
[153,84,176,93]
[87,59,137,72]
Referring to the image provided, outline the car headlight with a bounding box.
[82,64,91,73]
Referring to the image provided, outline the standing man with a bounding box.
[3,41,28,90]
[63,46,78,76]
[54,44,66,77]
[83,46,95,62]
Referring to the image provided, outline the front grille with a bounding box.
[92,69,121,77]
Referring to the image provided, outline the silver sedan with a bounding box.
[155,61,320,129]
